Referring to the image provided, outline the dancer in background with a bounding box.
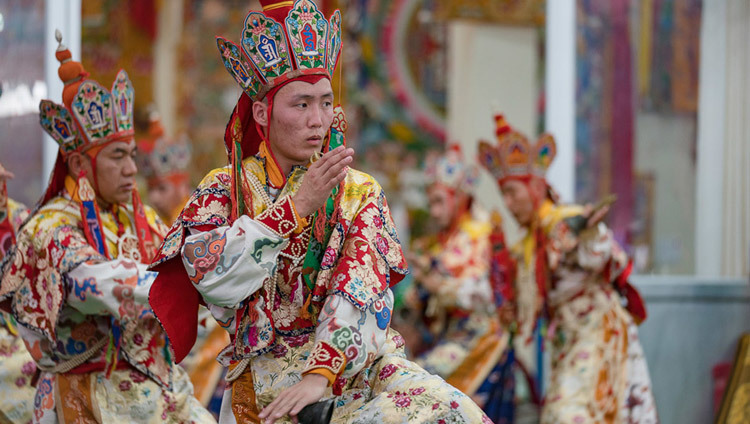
[0,34,214,423]
[136,111,194,224]
[407,145,516,422]
[478,113,658,423]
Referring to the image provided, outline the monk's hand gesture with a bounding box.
[583,204,610,229]
[584,194,616,229]
[292,146,354,217]
[259,373,329,424]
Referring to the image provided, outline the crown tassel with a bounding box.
[494,113,511,138]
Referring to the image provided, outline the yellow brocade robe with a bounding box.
[413,209,509,398]
[514,200,658,423]
[151,154,492,423]
[0,198,35,423]
[0,184,215,423]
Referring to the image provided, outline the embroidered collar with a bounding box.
[63,175,82,203]
[258,140,313,191]
[258,140,286,189]
[63,175,128,244]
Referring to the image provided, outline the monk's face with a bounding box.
[427,183,460,231]
[261,78,334,173]
[70,139,138,208]
[95,140,138,206]
[500,178,537,227]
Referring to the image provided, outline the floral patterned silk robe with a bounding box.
[0,197,36,423]
[514,200,658,423]
[0,184,215,424]
[412,210,510,399]
[150,155,491,423]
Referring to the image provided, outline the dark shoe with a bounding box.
[297,399,334,424]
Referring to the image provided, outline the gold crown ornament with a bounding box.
[477,113,556,183]
[216,0,343,101]
[38,31,135,158]
[424,144,479,194]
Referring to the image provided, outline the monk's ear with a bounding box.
[253,100,269,127]
[66,152,88,178]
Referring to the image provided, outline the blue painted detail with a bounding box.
[375,305,391,330]
[259,35,281,67]
[72,277,102,301]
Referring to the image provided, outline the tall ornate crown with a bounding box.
[137,112,191,183]
[477,113,556,182]
[38,31,135,158]
[216,0,343,101]
[424,144,478,193]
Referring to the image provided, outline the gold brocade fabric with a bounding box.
[46,366,215,424]
[445,321,509,395]
[55,373,99,423]
[230,363,261,423]
[514,201,658,423]
[717,334,750,424]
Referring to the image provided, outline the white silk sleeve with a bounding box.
[181,214,287,309]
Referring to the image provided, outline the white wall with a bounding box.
[695,0,727,276]
[635,112,696,274]
[545,0,576,203]
[721,0,750,277]
[153,0,184,136]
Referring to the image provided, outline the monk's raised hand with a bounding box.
[292,146,354,217]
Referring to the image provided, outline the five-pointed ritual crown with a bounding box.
[424,144,479,194]
[478,113,557,182]
[216,0,343,101]
[39,30,135,158]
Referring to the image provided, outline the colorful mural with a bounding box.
[576,0,702,273]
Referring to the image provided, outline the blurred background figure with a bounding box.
[136,110,192,224]
[478,113,657,423]
[403,145,516,422]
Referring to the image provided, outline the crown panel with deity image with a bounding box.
[216,0,344,102]
[39,101,82,156]
[327,10,342,76]
[285,0,329,70]
[111,70,135,134]
[242,11,293,82]
[39,69,136,156]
